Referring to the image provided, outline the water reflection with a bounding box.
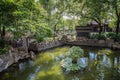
[72,76,79,80]
[19,60,34,71]
[0,47,120,80]
[89,52,97,60]
[77,58,88,67]
[27,66,40,80]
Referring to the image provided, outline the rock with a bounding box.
[61,35,69,41]
[0,58,3,66]
[30,51,36,60]
[98,40,105,44]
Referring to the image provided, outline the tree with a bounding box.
[81,0,109,34]
[0,0,17,38]
[108,0,120,40]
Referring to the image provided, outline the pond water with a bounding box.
[0,46,120,80]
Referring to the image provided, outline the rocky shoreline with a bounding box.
[1,36,120,72]
[0,39,62,72]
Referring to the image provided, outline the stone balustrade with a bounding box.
[66,38,120,49]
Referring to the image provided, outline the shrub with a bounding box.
[106,32,116,39]
[89,33,99,39]
[61,46,86,71]
[0,38,6,48]
[89,33,107,40]
[0,44,8,55]
[97,33,107,40]
[66,46,84,60]
[106,32,120,43]
[115,33,120,43]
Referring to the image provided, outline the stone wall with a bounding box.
[0,37,35,72]
[0,39,63,72]
[29,40,63,51]
[65,38,120,49]
[0,49,31,72]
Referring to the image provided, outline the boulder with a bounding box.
[0,58,3,66]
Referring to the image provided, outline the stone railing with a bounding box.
[65,37,120,49]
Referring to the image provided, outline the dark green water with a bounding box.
[0,46,120,80]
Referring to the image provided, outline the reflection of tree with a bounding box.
[96,53,120,80]
[110,54,120,80]
[71,76,79,80]
[89,50,120,80]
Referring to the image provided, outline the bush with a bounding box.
[66,46,84,60]
[106,32,120,43]
[61,46,86,71]
[97,33,107,40]
[89,33,107,40]
[106,32,116,39]
[0,38,9,55]
[115,34,120,43]
[89,33,99,39]
[0,44,8,55]
[0,38,6,48]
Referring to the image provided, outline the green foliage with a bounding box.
[89,33,107,40]
[106,32,120,42]
[106,32,116,39]
[98,49,113,56]
[67,46,84,59]
[0,0,17,25]
[61,46,86,71]
[72,76,79,80]
[0,0,53,42]
[114,34,120,43]
[0,38,8,55]
[89,33,99,39]
[34,26,53,42]
[81,0,109,25]
[61,57,86,71]
[107,0,120,35]
[97,33,107,40]
[0,0,119,43]
[0,44,8,55]
[0,39,6,47]
[89,32,120,43]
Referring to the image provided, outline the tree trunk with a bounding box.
[115,18,119,35]
[115,17,120,41]
[0,25,1,38]
[1,25,5,39]
[98,23,102,35]
[54,24,57,40]
[0,26,5,48]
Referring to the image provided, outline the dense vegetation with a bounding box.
[61,46,86,71]
[0,0,120,54]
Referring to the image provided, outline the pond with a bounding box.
[0,46,120,80]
